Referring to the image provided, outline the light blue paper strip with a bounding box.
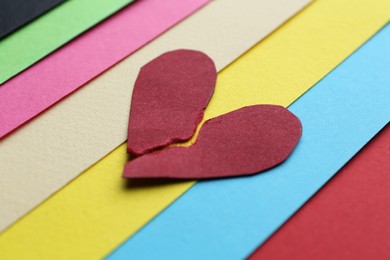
[108,24,390,260]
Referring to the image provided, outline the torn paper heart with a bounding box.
[127,49,217,156]
[123,105,302,179]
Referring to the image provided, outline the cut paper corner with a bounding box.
[127,49,217,156]
[124,105,302,179]
[0,0,65,39]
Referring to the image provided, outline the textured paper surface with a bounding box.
[0,1,388,259]
[0,0,133,83]
[108,24,390,259]
[0,0,64,38]
[0,0,209,139]
[0,0,311,232]
[127,50,216,155]
[249,125,390,260]
[124,105,302,179]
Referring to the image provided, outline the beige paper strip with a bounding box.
[0,0,311,231]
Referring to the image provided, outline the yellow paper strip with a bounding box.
[1,0,389,259]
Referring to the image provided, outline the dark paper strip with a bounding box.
[0,0,64,39]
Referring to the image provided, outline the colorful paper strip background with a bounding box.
[1,1,389,260]
[108,24,390,259]
[1,1,389,259]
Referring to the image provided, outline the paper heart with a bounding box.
[127,49,217,156]
[123,105,302,179]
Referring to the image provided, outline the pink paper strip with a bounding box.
[0,0,209,139]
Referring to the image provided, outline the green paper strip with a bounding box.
[0,0,133,84]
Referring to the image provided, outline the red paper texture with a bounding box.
[127,50,217,155]
[124,105,302,179]
[249,125,390,260]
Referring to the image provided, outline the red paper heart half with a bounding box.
[123,105,302,179]
[127,49,217,156]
